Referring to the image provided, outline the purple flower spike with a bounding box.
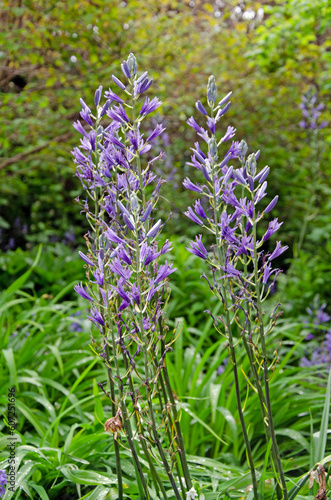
[123,213,135,231]
[110,281,131,303]
[147,124,166,143]
[187,116,205,135]
[220,263,242,279]
[269,241,288,261]
[216,101,231,121]
[254,165,269,183]
[262,262,276,285]
[117,200,131,218]
[147,282,164,302]
[218,91,232,107]
[109,257,132,280]
[78,251,95,267]
[100,99,111,117]
[74,282,94,302]
[0,470,7,498]
[255,181,267,204]
[115,244,132,265]
[207,117,216,134]
[186,235,208,260]
[73,121,87,137]
[142,203,153,222]
[107,104,130,123]
[105,88,124,104]
[221,126,236,143]
[105,227,126,245]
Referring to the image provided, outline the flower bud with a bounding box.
[130,193,139,212]
[238,140,248,159]
[100,99,111,118]
[207,75,217,107]
[94,85,103,107]
[123,213,135,231]
[246,153,257,176]
[112,75,126,90]
[146,219,162,238]
[218,91,232,107]
[127,53,137,77]
[142,203,153,222]
[208,137,218,160]
[195,100,208,115]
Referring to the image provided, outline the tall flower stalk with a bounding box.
[184,76,289,499]
[73,54,192,500]
[296,88,328,256]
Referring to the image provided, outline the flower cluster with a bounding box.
[72,54,175,352]
[184,76,289,499]
[0,470,6,499]
[73,53,192,500]
[299,88,328,131]
[301,301,331,369]
[184,76,288,304]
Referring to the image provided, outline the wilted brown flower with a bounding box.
[104,412,123,440]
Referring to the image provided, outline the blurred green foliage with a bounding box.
[1,0,330,248]
[0,1,330,326]
[0,243,330,498]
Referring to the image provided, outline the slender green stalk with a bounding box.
[134,231,181,500]
[252,207,288,499]
[210,152,259,499]
[160,337,193,492]
[106,304,149,498]
[105,345,123,500]
[93,163,124,497]
[156,369,186,500]
[122,349,168,500]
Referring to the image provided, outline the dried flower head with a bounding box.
[104,412,123,440]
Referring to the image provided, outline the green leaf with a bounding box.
[0,245,42,303]
[29,483,50,500]
[182,404,227,445]
[60,467,117,485]
[315,368,331,462]
[2,348,18,389]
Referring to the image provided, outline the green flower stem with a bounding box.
[156,361,187,500]
[105,345,123,500]
[210,142,259,500]
[252,207,288,500]
[242,316,283,500]
[242,245,282,499]
[106,305,149,499]
[134,231,182,500]
[121,349,168,500]
[131,79,180,499]
[93,163,124,498]
[160,336,193,492]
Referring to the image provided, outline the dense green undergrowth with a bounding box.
[0,243,330,498]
